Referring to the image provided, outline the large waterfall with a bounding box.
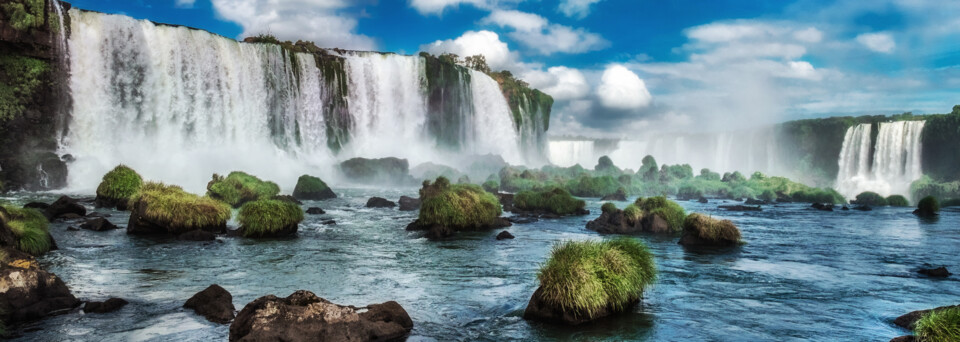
[835,121,926,198]
[62,10,528,192]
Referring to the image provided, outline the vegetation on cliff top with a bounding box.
[238,199,304,238]
[1,0,46,32]
[132,182,231,232]
[418,176,502,229]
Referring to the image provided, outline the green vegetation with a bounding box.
[682,213,741,244]
[0,55,50,122]
[917,196,940,216]
[854,191,887,206]
[942,198,960,207]
[207,171,280,207]
[635,196,687,233]
[238,199,304,238]
[292,174,335,200]
[911,176,960,203]
[96,165,143,203]
[601,202,617,214]
[920,105,960,182]
[1,0,45,32]
[914,307,960,342]
[482,180,499,193]
[566,175,619,197]
[131,182,231,233]
[622,204,642,224]
[418,177,502,229]
[514,187,586,216]
[886,195,909,207]
[536,238,656,320]
[0,205,52,256]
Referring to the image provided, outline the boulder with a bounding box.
[229,290,412,342]
[719,205,762,212]
[853,205,873,211]
[292,175,337,201]
[889,336,915,342]
[894,304,959,329]
[366,197,396,208]
[811,203,834,211]
[83,298,128,313]
[398,196,421,211]
[496,231,515,240]
[79,217,118,231]
[586,209,672,235]
[0,248,81,323]
[184,284,235,324]
[678,213,741,247]
[44,196,86,221]
[698,197,709,204]
[178,230,216,241]
[523,286,636,326]
[918,266,951,277]
[305,207,326,215]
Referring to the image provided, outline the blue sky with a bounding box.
[67,0,960,137]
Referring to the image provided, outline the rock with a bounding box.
[811,203,834,211]
[600,193,627,202]
[321,220,337,225]
[678,213,741,247]
[23,202,49,210]
[57,213,84,221]
[178,230,216,241]
[641,214,671,234]
[585,209,672,235]
[366,197,396,208]
[744,198,766,205]
[398,196,421,211]
[339,157,416,185]
[184,284,235,324]
[229,290,413,342]
[718,205,762,212]
[894,305,960,329]
[523,286,636,326]
[506,216,538,224]
[0,248,81,323]
[497,193,515,212]
[496,231,515,240]
[854,205,873,211]
[67,226,80,231]
[44,196,86,220]
[86,212,112,218]
[698,197,709,204]
[79,217,118,231]
[305,207,326,215]
[842,206,850,211]
[83,298,128,314]
[918,266,951,277]
[292,175,337,201]
[889,336,915,342]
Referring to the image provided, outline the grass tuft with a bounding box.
[634,196,686,233]
[601,202,618,214]
[854,191,887,206]
[886,195,910,207]
[514,187,585,215]
[537,238,656,320]
[0,205,51,256]
[918,196,940,215]
[683,213,741,243]
[238,199,304,238]
[418,177,502,229]
[131,182,231,233]
[915,307,960,342]
[96,165,143,202]
[207,172,280,207]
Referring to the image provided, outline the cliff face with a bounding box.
[0,0,70,191]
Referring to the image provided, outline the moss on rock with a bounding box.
[0,205,52,256]
[854,191,887,206]
[407,176,507,238]
[238,199,304,238]
[679,213,741,247]
[128,182,231,235]
[95,165,143,210]
[634,196,686,233]
[513,187,587,216]
[292,175,336,200]
[915,196,940,217]
[206,172,281,208]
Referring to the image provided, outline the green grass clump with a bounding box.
[0,205,52,256]
[131,182,231,233]
[886,195,909,207]
[536,238,656,320]
[292,174,334,199]
[96,165,143,202]
[918,196,940,215]
[482,180,499,193]
[634,196,686,233]
[565,175,620,198]
[683,213,741,243]
[238,199,304,238]
[515,187,586,216]
[854,191,887,206]
[418,177,502,229]
[914,307,960,342]
[622,204,642,224]
[207,171,280,207]
[601,202,617,214]
[760,189,777,202]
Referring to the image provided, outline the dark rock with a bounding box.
[321,220,337,225]
[585,210,671,235]
[0,248,81,323]
[271,195,303,205]
[523,286,636,326]
[184,284,235,324]
[506,216,538,224]
[497,193,515,212]
[56,213,84,221]
[44,196,86,220]
[305,207,326,215]
[811,203,834,211]
[79,217,118,231]
[918,266,951,277]
[229,290,413,342]
[890,336,915,342]
[339,157,416,185]
[406,218,511,239]
[86,212,112,218]
[698,197,709,204]
[366,197,396,208]
[853,205,873,211]
[94,195,129,211]
[744,198,766,205]
[719,205,762,212]
[23,202,49,210]
[842,206,850,211]
[178,230,216,241]
[83,298,128,314]
[600,193,627,202]
[398,196,421,211]
[66,226,79,231]
[496,231,515,240]
[894,304,960,329]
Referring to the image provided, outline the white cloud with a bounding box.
[211,0,376,50]
[420,30,517,71]
[407,0,523,15]
[558,0,603,19]
[482,10,608,55]
[596,65,652,111]
[522,66,590,101]
[856,32,895,53]
[175,0,196,8]
[793,27,823,43]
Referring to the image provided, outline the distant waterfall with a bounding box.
[835,121,925,198]
[62,10,529,192]
[548,140,596,167]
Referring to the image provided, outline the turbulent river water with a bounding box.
[2,190,958,341]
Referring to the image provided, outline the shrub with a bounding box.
[536,238,656,320]
[0,205,52,256]
[914,307,960,342]
[760,189,777,202]
[418,177,502,229]
[789,188,845,204]
[238,199,304,238]
[854,191,887,206]
[682,213,741,244]
[96,165,143,202]
[917,196,940,216]
[482,180,499,193]
[635,196,686,233]
[514,187,585,216]
[722,171,746,183]
[131,182,231,233]
[698,168,721,181]
[566,175,620,197]
[207,171,280,207]
[886,195,909,207]
[677,184,704,200]
[622,204,642,224]
[292,174,335,200]
[601,202,617,214]
[729,185,757,200]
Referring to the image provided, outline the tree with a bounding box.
[464,54,491,73]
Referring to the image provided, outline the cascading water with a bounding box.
[548,140,596,167]
[834,121,926,199]
[62,9,532,192]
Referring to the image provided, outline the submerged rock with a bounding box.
[79,217,118,231]
[83,298,128,314]
[496,231,514,240]
[44,196,86,221]
[305,207,326,215]
[366,197,396,208]
[506,216,538,224]
[853,205,873,211]
[698,197,709,204]
[398,196,421,211]
[185,284,235,324]
[719,205,762,212]
[918,266,951,277]
[229,290,413,342]
[811,203,835,211]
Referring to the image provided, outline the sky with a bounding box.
[67,0,960,137]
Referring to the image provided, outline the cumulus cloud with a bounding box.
[596,65,652,111]
[522,66,590,101]
[211,0,376,50]
[175,0,196,8]
[482,10,608,55]
[408,0,523,15]
[856,32,895,53]
[420,30,518,71]
[558,0,603,19]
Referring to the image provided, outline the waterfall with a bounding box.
[834,121,925,199]
[61,9,531,192]
[548,140,595,167]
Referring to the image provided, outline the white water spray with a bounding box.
[835,121,925,199]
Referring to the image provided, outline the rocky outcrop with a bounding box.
[678,213,741,247]
[496,230,514,240]
[0,247,80,324]
[398,196,420,211]
[523,286,637,326]
[305,207,326,215]
[44,196,86,220]
[585,210,671,235]
[229,290,413,342]
[79,217,117,231]
[918,266,951,277]
[365,197,396,208]
[894,304,959,330]
[83,297,128,313]
[184,284,235,324]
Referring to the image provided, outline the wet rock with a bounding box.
[811,203,834,211]
[57,213,84,221]
[321,220,337,226]
[83,298,128,314]
[600,192,627,202]
[744,198,767,205]
[585,210,671,235]
[305,207,326,215]
[0,248,81,323]
[497,193,515,212]
[339,157,416,185]
[523,286,636,326]
[178,230,216,241]
[842,206,850,211]
[889,336,915,342]
[229,290,413,342]
[894,304,960,329]
[918,266,951,277]
[184,284,235,324]
[698,197,709,204]
[86,212,112,218]
[719,205,762,212]
[496,231,515,240]
[398,196,421,211]
[44,196,86,220]
[66,226,80,231]
[506,216,538,224]
[365,197,396,208]
[23,202,49,210]
[79,217,118,231]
